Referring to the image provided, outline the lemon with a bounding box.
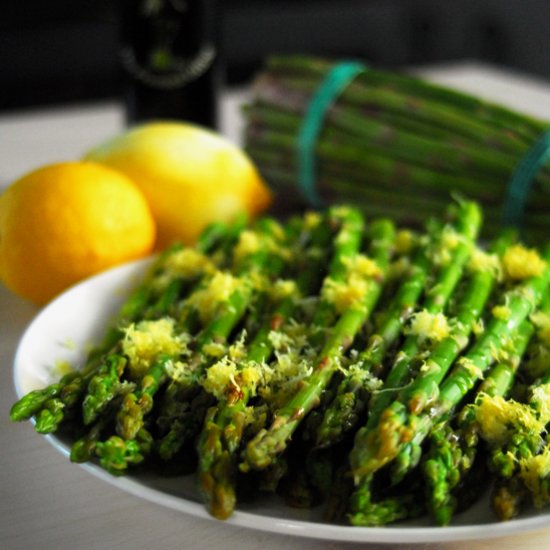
[85,121,272,249]
[0,161,156,305]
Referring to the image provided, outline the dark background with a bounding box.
[2,0,549,112]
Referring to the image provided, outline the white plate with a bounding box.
[12,258,550,544]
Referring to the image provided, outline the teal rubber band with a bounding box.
[502,128,550,228]
[297,61,366,207]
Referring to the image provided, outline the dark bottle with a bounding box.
[119,0,220,128]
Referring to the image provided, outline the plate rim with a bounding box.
[12,257,550,544]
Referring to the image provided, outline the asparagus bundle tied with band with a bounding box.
[243,55,550,244]
[10,201,550,527]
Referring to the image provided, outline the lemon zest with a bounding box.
[502,244,546,280]
[468,247,502,278]
[188,271,243,323]
[492,305,511,321]
[122,318,190,378]
[408,310,450,343]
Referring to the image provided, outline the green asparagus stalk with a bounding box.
[197,213,333,519]
[385,233,515,486]
[82,354,129,426]
[71,391,136,463]
[153,217,293,460]
[242,216,395,472]
[116,354,173,440]
[95,428,154,475]
[350,242,550,485]
[264,55,548,146]
[400,231,515,419]
[348,241,550,526]
[308,206,366,336]
[360,200,482,437]
[423,319,535,525]
[315,232,432,448]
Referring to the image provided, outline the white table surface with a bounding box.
[2,61,550,550]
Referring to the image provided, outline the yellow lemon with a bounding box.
[85,121,272,249]
[0,161,156,305]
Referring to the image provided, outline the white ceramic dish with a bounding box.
[12,258,550,544]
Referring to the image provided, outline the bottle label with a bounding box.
[120,44,216,90]
[120,0,217,91]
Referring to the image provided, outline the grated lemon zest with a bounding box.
[122,318,190,378]
[519,447,550,508]
[492,305,511,321]
[408,310,450,343]
[344,254,382,279]
[431,225,469,266]
[322,277,371,314]
[321,254,381,314]
[202,342,227,358]
[153,248,214,290]
[202,356,238,399]
[165,359,195,384]
[270,279,298,302]
[468,247,502,278]
[458,357,485,380]
[233,230,261,264]
[188,271,243,323]
[502,244,546,280]
[475,388,550,447]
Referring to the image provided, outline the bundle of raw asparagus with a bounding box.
[11,202,550,526]
[244,55,550,244]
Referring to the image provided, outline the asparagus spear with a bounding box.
[360,200,482,438]
[315,231,432,448]
[82,354,129,425]
[264,55,548,145]
[116,354,174,440]
[386,235,514,486]
[170,207,354,466]
[423,319,535,525]
[95,428,154,475]
[153,217,293,461]
[197,213,332,519]
[350,242,550,484]
[348,240,550,526]
[308,206,366,336]
[473,290,550,517]
[242,216,395,472]
[399,232,515,418]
